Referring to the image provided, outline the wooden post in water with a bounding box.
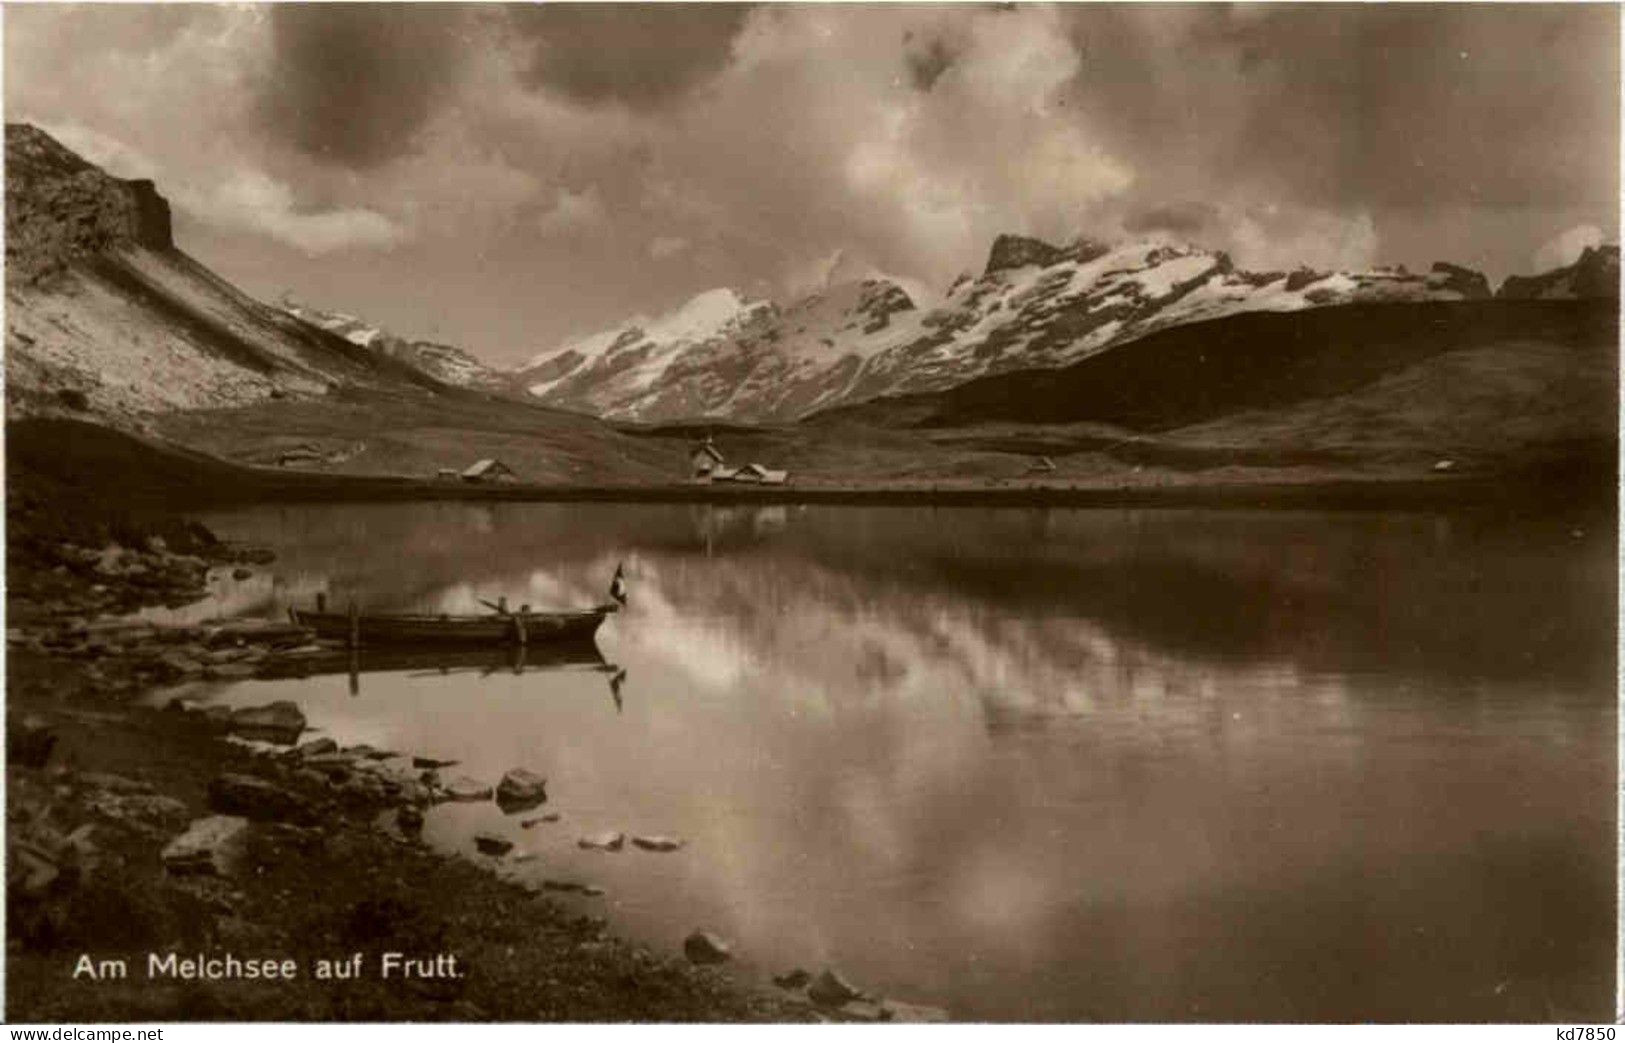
[514,608,528,648]
[316,592,327,614]
[347,599,359,650]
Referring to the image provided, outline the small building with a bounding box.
[728,462,789,486]
[691,438,725,480]
[461,459,517,483]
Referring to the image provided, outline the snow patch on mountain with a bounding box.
[280,299,504,390]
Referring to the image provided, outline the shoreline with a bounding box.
[12,416,1614,516]
[4,537,935,1024]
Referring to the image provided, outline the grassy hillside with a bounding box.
[804,299,1616,487]
[823,300,1615,432]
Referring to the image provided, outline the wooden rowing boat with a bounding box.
[289,602,616,648]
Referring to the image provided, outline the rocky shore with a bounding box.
[6,522,945,1023]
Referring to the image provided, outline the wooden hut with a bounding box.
[461,459,517,483]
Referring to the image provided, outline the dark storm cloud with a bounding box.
[507,4,751,109]
[257,4,474,169]
[1061,4,1619,216]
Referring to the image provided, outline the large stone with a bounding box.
[495,768,548,812]
[228,701,305,745]
[683,930,732,965]
[162,815,251,877]
[207,773,310,822]
[412,756,459,770]
[473,832,514,856]
[808,969,864,1007]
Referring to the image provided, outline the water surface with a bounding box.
[170,502,1615,1021]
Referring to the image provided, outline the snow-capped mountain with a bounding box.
[281,300,505,390]
[513,280,919,421]
[515,233,1497,423]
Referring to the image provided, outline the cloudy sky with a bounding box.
[6,3,1618,365]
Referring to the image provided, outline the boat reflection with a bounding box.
[259,640,616,697]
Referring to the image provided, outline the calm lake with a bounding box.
[161,502,1615,1021]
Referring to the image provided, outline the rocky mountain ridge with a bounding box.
[5,123,174,285]
[1497,245,1620,301]
[3,123,444,421]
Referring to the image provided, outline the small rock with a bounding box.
[581,885,606,898]
[473,832,514,856]
[543,879,586,893]
[302,753,356,779]
[808,969,864,1007]
[159,653,206,679]
[11,841,62,897]
[577,831,624,852]
[232,568,253,580]
[228,701,306,745]
[880,999,951,1023]
[841,1001,891,1022]
[86,792,189,829]
[206,663,260,681]
[773,968,812,990]
[631,835,684,852]
[412,756,459,770]
[161,815,251,877]
[440,776,493,802]
[77,771,153,795]
[396,806,425,834]
[294,737,339,759]
[292,768,329,790]
[201,705,235,730]
[683,930,732,965]
[520,813,561,828]
[495,768,548,811]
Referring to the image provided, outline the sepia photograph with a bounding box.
[3,1,1618,1026]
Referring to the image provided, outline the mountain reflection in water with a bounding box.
[183,502,1613,1021]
